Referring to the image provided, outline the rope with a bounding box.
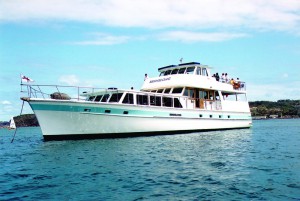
[11,100,25,143]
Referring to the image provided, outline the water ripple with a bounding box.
[0,120,300,200]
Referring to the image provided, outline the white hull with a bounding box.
[30,100,252,140]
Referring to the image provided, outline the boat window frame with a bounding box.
[156,89,163,93]
[164,88,171,94]
[202,68,208,76]
[162,97,173,107]
[100,94,110,102]
[164,70,171,76]
[174,98,183,108]
[172,87,183,94]
[186,67,196,74]
[108,93,124,103]
[87,96,96,101]
[122,93,134,104]
[178,67,186,74]
[94,95,103,102]
[150,95,162,107]
[137,94,149,105]
[171,69,179,74]
[184,88,194,98]
[196,67,201,75]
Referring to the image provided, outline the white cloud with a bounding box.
[1,100,12,105]
[247,81,300,101]
[70,33,130,45]
[59,74,79,86]
[283,73,289,78]
[1,0,299,33]
[158,31,249,42]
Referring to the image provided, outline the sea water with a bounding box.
[0,119,299,200]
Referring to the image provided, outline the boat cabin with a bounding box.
[83,86,248,112]
[81,61,249,112]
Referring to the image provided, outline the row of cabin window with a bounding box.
[159,66,208,77]
[88,93,183,108]
[149,87,183,94]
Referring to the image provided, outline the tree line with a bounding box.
[250,99,300,117]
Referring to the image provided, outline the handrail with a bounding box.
[21,84,106,100]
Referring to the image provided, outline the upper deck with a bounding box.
[141,62,246,93]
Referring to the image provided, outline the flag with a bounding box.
[21,75,34,82]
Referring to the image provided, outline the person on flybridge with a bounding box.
[144,73,148,81]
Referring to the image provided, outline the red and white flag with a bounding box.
[21,75,34,82]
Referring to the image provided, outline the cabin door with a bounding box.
[194,89,205,109]
[198,90,207,109]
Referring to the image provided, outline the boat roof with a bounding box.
[158,62,211,72]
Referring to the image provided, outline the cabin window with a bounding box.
[223,93,235,101]
[159,72,165,76]
[101,94,110,102]
[157,89,163,93]
[178,67,186,74]
[87,96,95,101]
[109,93,123,103]
[122,93,134,104]
[94,95,103,102]
[223,93,247,102]
[164,70,171,76]
[208,91,214,100]
[163,97,173,107]
[237,94,247,101]
[150,96,162,106]
[186,67,195,74]
[174,98,182,108]
[184,88,194,98]
[215,91,220,100]
[137,94,148,105]
[171,69,179,74]
[164,88,171,93]
[196,67,201,75]
[199,90,207,99]
[202,68,208,76]
[172,87,183,94]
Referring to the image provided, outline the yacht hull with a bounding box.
[29,100,252,141]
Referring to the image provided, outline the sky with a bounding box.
[0,0,300,121]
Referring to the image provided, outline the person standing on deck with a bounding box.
[215,73,220,81]
[221,73,225,82]
[225,73,229,83]
[144,73,148,81]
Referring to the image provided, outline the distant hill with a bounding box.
[14,114,39,127]
[250,99,300,118]
[0,121,9,127]
[0,114,39,128]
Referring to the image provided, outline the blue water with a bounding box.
[1,119,300,200]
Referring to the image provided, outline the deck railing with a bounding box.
[21,84,107,101]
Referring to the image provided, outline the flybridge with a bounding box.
[157,62,210,77]
[158,62,210,72]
